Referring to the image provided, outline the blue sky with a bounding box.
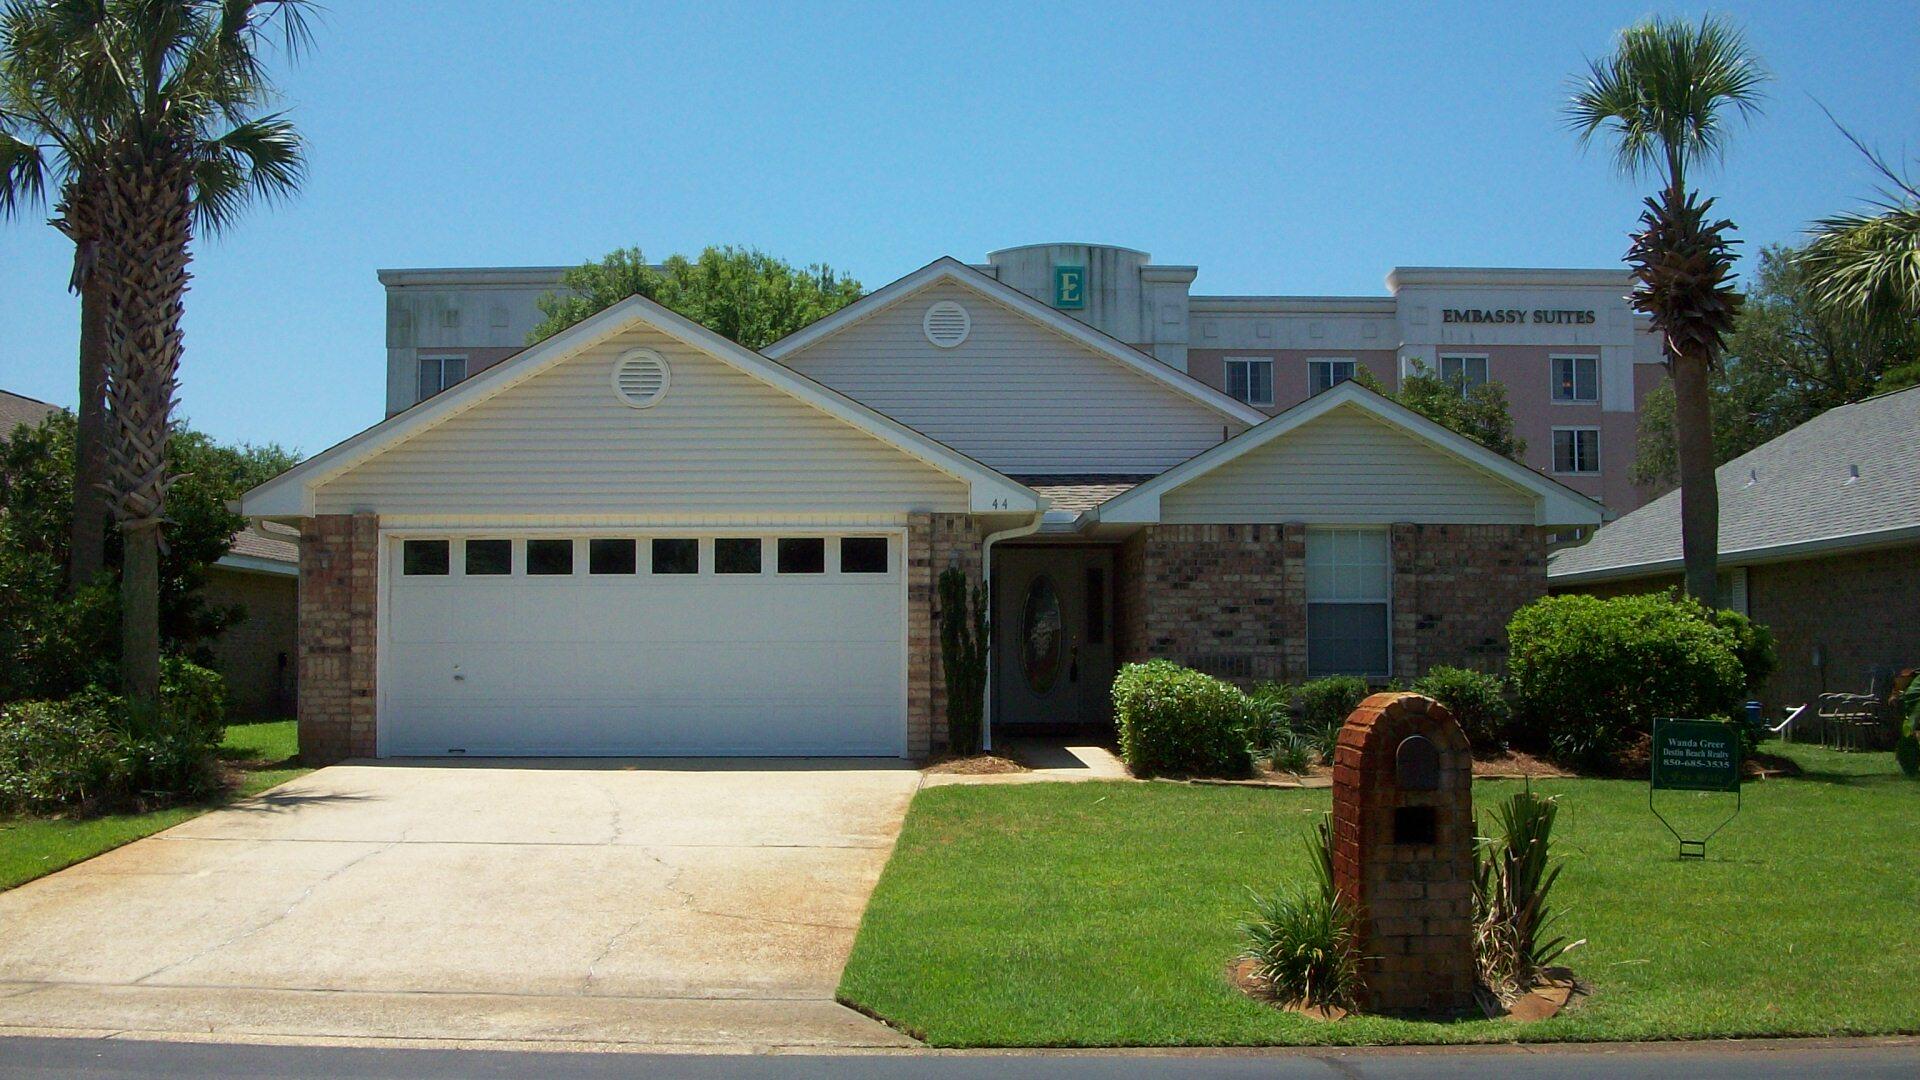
[3,1,1916,454]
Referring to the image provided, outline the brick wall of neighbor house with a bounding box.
[1119,523,1544,687]
[1389,524,1547,681]
[1117,524,1308,685]
[199,568,298,720]
[909,512,984,757]
[298,513,379,763]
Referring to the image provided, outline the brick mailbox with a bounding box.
[1330,691,1475,1014]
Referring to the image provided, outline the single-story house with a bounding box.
[1548,383,1920,712]
[3,388,300,719]
[241,256,1605,762]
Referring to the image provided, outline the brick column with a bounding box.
[1331,692,1475,1014]
[297,513,379,763]
[908,513,984,758]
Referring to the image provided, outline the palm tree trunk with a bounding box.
[99,146,193,718]
[71,278,112,588]
[1670,344,1720,607]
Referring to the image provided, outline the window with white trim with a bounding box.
[417,355,467,401]
[1438,354,1489,394]
[1305,528,1390,677]
[1223,356,1275,406]
[1551,355,1598,402]
[1308,358,1357,396]
[1552,428,1601,474]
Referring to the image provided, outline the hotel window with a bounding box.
[1306,528,1390,677]
[1438,354,1489,394]
[1223,356,1274,406]
[1553,428,1601,474]
[1551,355,1598,402]
[1308,358,1357,396]
[417,355,467,401]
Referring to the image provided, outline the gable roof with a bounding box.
[762,257,1269,427]
[0,390,60,436]
[1549,384,1920,583]
[241,294,1044,517]
[1084,380,1607,528]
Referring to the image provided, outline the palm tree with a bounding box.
[0,0,309,715]
[1800,126,1920,342]
[1566,15,1766,607]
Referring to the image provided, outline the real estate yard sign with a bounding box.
[1649,718,1742,859]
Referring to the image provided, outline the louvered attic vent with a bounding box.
[611,348,671,408]
[923,300,971,348]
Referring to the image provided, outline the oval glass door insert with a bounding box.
[1022,575,1063,695]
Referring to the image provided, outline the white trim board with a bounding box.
[1084,380,1608,528]
[762,256,1269,427]
[241,294,1045,518]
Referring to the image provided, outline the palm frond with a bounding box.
[190,110,301,232]
[1802,202,1920,334]
[0,127,47,216]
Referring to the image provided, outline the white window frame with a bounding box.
[1550,354,1599,403]
[1222,356,1275,407]
[1438,353,1489,396]
[1304,526,1393,678]
[1307,357,1357,396]
[1551,426,1601,475]
[418,354,468,402]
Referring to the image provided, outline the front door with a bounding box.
[993,546,1116,731]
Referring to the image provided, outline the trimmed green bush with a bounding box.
[1897,680,1920,780]
[1112,660,1254,778]
[1294,675,1371,733]
[1412,666,1513,753]
[1507,593,1745,770]
[1707,607,1778,693]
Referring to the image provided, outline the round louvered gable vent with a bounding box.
[611,348,671,408]
[923,300,971,348]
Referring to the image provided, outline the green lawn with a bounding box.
[840,742,1919,1047]
[0,719,307,892]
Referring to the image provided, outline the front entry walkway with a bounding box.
[0,760,923,1051]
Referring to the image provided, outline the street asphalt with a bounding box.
[3,1037,1919,1079]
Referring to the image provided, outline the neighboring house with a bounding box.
[381,243,1667,514]
[1,387,299,719]
[1549,384,1920,713]
[245,252,1604,762]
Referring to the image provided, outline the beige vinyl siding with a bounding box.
[1160,407,1537,525]
[779,281,1244,474]
[314,325,968,516]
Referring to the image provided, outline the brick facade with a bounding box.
[1388,524,1546,681]
[1331,692,1476,1014]
[908,512,984,757]
[297,514,379,763]
[1117,523,1544,688]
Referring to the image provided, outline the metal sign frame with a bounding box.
[1649,717,1743,860]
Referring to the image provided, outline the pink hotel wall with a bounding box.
[1188,346,1666,514]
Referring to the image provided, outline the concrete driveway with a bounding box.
[0,760,924,1051]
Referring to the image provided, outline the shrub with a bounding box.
[1412,666,1513,753]
[1112,660,1254,778]
[1506,593,1745,770]
[1896,680,1920,780]
[1294,675,1371,733]
[1247,682,1293,751]
[1707,607,1777,693]
[1267,730,1314,775]
[0,665,228,815]
[1474,789,1581,1001]
[1239,814,1362,1011]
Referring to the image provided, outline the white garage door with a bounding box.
[382,533,906,757]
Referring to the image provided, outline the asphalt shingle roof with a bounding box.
[0,390,60,436]
[225,522,300,565]
[1549,384,1920,580]
[1017,474,1152,515]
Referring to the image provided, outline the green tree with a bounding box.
[530,245,864,349]
[2,0,309,596]
[1351,366,1526,459]
[0,0,310,716]
[1,411,298,704]
[1631,244,1920,488]
[1567,14,1767,607]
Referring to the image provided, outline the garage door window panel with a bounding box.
[589,538,637,575]
[840,536,889,574]
[778,537,826,574]
[402,539,450,576]
[527,538,575,576]
[465,539,512,576]
[651,537,698,575]
[715,537,763,575]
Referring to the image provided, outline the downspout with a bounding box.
[977,510,1046,753]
